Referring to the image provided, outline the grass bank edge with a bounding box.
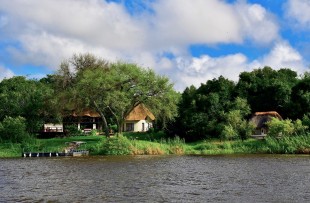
[2,134,310,158]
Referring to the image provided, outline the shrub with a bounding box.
[221,110,254,141]
[221,125,238,140]
[0,116,32,143]
[294,119,308,135]
[302,114,310,130]
[101,135,133,155]
[166,136,185,154]
[65,125,83,137]
[90,129,97,136]
[267,118,308,137]
[267,118,294,137]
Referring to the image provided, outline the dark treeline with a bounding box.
[0,54,179,143]
[1,61,310,143]
[167,66,310,141]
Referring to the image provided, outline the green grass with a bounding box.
[187,135,310,155]
[2,133,310,158]
[123,131,167,141]
[0,142,22,157]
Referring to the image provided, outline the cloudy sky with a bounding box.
[0,0,309,90]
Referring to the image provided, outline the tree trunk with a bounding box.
[107,106,121,135]
[93,101,109,137]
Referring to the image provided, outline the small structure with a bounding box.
[63,109,102,133]
[22,141,89,157]
[39,123,64,138]
[250,111,283,138]
[43,123,63,132]
[64,141,89,156]
[124,104,155,132]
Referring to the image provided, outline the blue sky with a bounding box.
[0,0,310,90]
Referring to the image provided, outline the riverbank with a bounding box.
[1,133,310,158]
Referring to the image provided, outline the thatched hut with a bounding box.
[250,111,283,135]
[63,108,102,133]
[124,104,155,132]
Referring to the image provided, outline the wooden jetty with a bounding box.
[22,150,89,157]
[22,141,89,157]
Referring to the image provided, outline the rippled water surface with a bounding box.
[1,155,310,202]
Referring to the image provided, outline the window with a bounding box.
[126,123,134,131]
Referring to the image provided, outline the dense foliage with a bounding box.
[1,55,310,144]
[52,54,179,136]
[0,116,32,143]
[167,67,310,141]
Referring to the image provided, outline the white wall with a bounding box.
[43,123,63,132]
[124,120,153,132]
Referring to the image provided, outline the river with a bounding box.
[0,155,310,202]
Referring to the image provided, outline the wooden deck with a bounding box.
[251,134,267,140]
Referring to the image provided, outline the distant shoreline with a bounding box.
[1,134,310,158]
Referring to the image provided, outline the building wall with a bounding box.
[43,123,63,132]
[124,120,153,132]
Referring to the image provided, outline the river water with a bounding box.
[0,155,310,202]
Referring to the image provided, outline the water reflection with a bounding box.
[1,155,310,202]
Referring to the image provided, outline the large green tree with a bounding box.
[0,76,55,133]
[54,54,179,136]
[291,75,310,119]
[174,76,238,140]
[236,67,298,118]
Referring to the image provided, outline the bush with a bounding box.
[64,125,83,136]
[101,135,133,155]
[221,110,254,141]
[302,114,310,130]
[267,118,294,137]
[294,119,308,135]
[0,116,32,143]
[221,125,238,140]
[267,118,308,137]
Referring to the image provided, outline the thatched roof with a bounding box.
[125,104,155,121]
[254,111,282,119]
[250,111,282,129]
[72,109,100,118]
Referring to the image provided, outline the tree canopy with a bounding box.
[1,53,310,143]
[167,67,310,141]
[53,54,179,135]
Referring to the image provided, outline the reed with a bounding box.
[0,142,22,157]
[2,133,310,158]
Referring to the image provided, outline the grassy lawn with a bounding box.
[1,133,310,158]
[0,136,106,158]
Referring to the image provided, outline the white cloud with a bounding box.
[0,65,14,81]
[255,41,305,72]
[147,0,279,48]
[7,31,121,69]
[173,53,248,90]
[0,0,279,68]
[167,42,307,91]
[150,0,242,46]
[0,0,287,91]
[0,0,145,50]
[285,0,310,27]
[235,1,279,44]
[0,15,8,28]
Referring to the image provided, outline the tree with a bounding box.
[172,76,237,141]
[54,54,179,136]
[220,97,253,141]
[236,67,298,118]
[291,77,310,119]
[0,116,31,143]
[0,76,55,133]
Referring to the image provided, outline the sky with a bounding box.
[0,0,310,91]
